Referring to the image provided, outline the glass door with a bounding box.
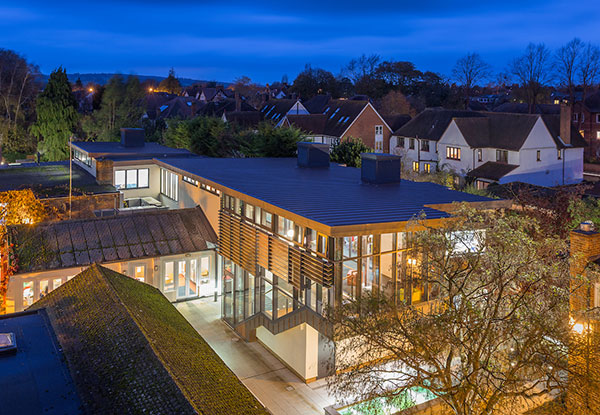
[176,260,197,300]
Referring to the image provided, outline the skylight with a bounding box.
[329,108,340,119]
[160,105,168,112]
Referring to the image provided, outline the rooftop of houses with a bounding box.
[302,94,332,113]
[259,98,302,122]
[393,107,486,140]
[156,157,492,228]
[196,98,255,117]
[222,110,263,127]
[383,114,412,132]
[582,90,600,113]
[492,102,560,115]
[29,264,268,415]
[466,161,520,182]
[286,99,372,137]
[10,207,217,273]
[0,309,82,415]
[0,162,116,197]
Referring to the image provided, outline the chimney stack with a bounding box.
[235,92,241,112]
[361,153,401,184]
[120,128,145,148]
[297,142,330,168]
[560,101,572,145]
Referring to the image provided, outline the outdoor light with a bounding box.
[149,88,153,92]
[88,87,94,92]
[573,322,586,335]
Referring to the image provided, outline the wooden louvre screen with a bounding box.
[218,210,334,288]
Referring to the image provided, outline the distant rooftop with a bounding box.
[0,309,82,414]
[71,140,194,160]
[156,157,492,228]
[0,162,116,197]
[30,264,268,415]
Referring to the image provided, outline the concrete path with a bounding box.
[175,298,336,415]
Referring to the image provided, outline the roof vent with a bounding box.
[580,221,595,233]
[0,332,17,355]
[120,128,145,148]
[361,153,401,184]
[297,142,330,168]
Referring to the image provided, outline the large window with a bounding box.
[421,140,430,152]
[160,168,178,201]
[115,168,149,190]
[446,146,461,160]
[74,149,91,166]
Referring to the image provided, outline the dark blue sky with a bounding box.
[1,1,598,84]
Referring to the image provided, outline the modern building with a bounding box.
[6,207,217,313]
[148,145,498,381]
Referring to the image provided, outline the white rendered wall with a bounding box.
[256,323,320,381]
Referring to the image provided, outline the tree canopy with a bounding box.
[329,137,372,167]
[31,67,78,161]
[156,68,182,94]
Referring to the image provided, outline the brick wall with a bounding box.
[95,159,114,184]
[43,192,120,221]
[343,105,392,152]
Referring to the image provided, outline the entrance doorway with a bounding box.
[164,255,214,301]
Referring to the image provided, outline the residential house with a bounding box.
[393,107,585,187]
[282,97,401,152]
[2,264,267,414]
[573,90,600,154]
[6,207,218,313]
[259,98,309,127]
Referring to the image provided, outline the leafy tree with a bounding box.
[291,65,340,99]
[82,74,145,141]
[330,137,372,167]
[510,43,552,113]
[376,60,422,92]
[328,207,574,415]
[163,116,240,157]
[241,122,305,157]
[157,68,182,94]
[452,53,492,108]
[376,90,416,116]
[0,49,41,154]
[31,67,78,161]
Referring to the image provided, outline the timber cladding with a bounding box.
[219,211,334,289]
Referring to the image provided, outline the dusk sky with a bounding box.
[2,0,599,84]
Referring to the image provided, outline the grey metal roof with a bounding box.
[0,309,82,415]
[156,157,491,228]
[466,161,519,181]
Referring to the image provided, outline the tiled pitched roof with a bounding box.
[30,264,268,415]
[197,99,255,117]
[259,99,299,123]
[394,108,485,140]
[10,207,217,273]
[318,99,369,137]
[303,94,332,113]
[492,102,560,115]
[583,90,600,112]
[466,161,519,181]
[223,111,263,127]
[285,114,327,135]
[383,114,412,132]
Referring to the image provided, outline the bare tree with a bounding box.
[0,49,40,152]
[578,42,600,130]
[452,53,492,109]
[555,38,584,104]
[343,54,381,84]
[510,43,552,113]
[328,207,580,415]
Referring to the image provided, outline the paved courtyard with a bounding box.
[175,297,336,415]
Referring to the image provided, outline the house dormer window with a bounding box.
[496,150,508,164]
[446,146,461,160]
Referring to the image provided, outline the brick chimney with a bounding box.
[570,221,600,311]
[560,101,572,145]
[235,92,241,112]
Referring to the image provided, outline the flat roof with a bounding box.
[71,141,194,158]
[0,310,82,414]
[156,157,491,229]
[0,162,116,196]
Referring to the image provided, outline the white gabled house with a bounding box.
[392,106,585,188]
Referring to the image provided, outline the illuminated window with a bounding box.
[412,161,419,172]
[446,146,461,160]
[134,265,145,282]
[424,163,431,173]
[164,262,175,292]
[596,131,600,140]
[557,150,562,160]
[160,169,178,201]
[23,282,34,307]
[115,168,149,190]
[53,278,62,290]
[317,233,327,255]
[40,280,49,298]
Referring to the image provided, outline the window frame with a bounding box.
[114,168,150,190]
[446,146,461,160]
[536,150,541,162]
[160,168,179,201]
